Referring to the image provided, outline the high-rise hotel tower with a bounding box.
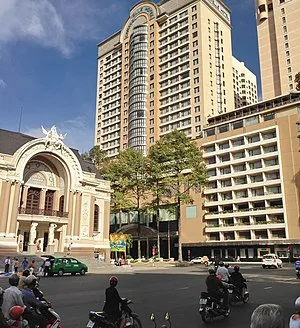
[255,0,300,100]
[95,0,237,157]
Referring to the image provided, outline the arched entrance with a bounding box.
[17,153,71,254]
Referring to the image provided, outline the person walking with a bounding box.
[4,257,11,274]
[28,260,36,275]
[21,258,28,271]
[13,258,19,274]
[43,259,51,277]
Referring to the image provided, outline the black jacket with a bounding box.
[229,271,246,288]
[206,275,225,295]
[103,286,123,318]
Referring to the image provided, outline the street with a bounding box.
[0,264,298,328]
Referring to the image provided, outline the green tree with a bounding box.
[104,148,148,259]
[146,156,172,258]
[295,72,300,91]
[81,145,107,170]
[149,130,208,262]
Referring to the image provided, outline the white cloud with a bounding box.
[23,115,94,153]
[0,79,7,88]
[0,0,120,57]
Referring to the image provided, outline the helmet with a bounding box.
[9,274,20,287]
[109,276,118,287]
[295,297,300,312]
[208,268,216,275]
[22,269,30,277]
[225,263,229,268]
[219,261,224,266]
[25,275,37,287]
[9,306,25,320]
[234,265,240,272]
[217,275,222,281]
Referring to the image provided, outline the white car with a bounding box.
[262,254,283,269]
[190,257,203,264]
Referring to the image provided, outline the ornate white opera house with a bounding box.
[0,126,111,258]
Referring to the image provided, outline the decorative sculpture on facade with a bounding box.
[29,222,38,245]
[48,223,57,245]
[42,126,67,151]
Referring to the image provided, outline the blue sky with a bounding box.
[0,0,259,153]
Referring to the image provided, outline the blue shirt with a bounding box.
[295,260,300,268]
[22,288,41,309]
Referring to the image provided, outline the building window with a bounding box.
[192,5,197,12]
[192,31,198,38]
[150,137,154,143]
[94,204,100,232]
[186,206,197,219]
[192,23,197,29]
[44,191,54,214]
[26,188,41,213]
[192,14,197,21]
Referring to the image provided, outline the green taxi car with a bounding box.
[49,257,88,276]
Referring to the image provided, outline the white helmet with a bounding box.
[295,297,300,312]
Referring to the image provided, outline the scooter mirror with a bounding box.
[165,312,170,321]
[150,313,155,321]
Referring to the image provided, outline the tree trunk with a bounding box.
[146,237,149,259]
[137,206,141,259]
[156,208,160,258]
[177,199,183,262]
[167,220,171,260]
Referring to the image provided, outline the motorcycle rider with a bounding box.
[7,306,28,328]
[206,269,229,310]
[295,258,300,277]
[216,261,230,282]
[103,276,126,328]
[2,274,25,320]
[22,275,47,328]
[225,263,234,275]
[229,266,247,297]
[290,297,300,328]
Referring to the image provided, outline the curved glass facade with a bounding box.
[128,25,148,154]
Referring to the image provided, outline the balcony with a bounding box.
[19,208,69,218]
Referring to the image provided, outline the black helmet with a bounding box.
[9,274,20,287]
[22,270,30,277]
[219,261,224,266]
[109,276,118,287]
[208,268,216,275]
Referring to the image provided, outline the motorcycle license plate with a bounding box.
[199,298,207,305]
[86,320,95,328]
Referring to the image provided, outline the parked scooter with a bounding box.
[33,282,62,328]
[150,312,171,328]
[87,299,142,328]
[199,291,230,323]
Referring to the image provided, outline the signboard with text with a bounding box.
[110,233,127,252]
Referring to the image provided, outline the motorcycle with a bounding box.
[228,285,249,305]
[87,299,142,328]
[150,312,171,328]
[296,268,300,279]
[33,282,62,328]
[199,291,230,323]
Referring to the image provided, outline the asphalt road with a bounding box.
[0,264,299,328]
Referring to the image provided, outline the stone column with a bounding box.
[21,185,29,210]
[103,200,111,242]
[0,181,11,233]
[39,188,47,210]
[47,223,57,254]
[89,196,96,237]
[7,182,21,235]
[74,192,82,237]
[28,222,38,254]
[66,191,75,236]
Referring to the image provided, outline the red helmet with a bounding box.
[9,306,25,320]
[217,275,222,281]
[234,265,240,272]
[109,276,118,286]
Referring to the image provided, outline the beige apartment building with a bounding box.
[232,56,258,109]
[180,92,300,260]
[0,127,111,258]
[256,0,300,100]
[95,0,235,157]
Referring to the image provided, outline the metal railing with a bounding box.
[18,207,69,218]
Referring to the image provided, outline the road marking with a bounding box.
[177,286,189,290]
[264,287,272,290]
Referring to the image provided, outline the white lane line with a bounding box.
[264,287,272,290]
[177,287,189,290]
